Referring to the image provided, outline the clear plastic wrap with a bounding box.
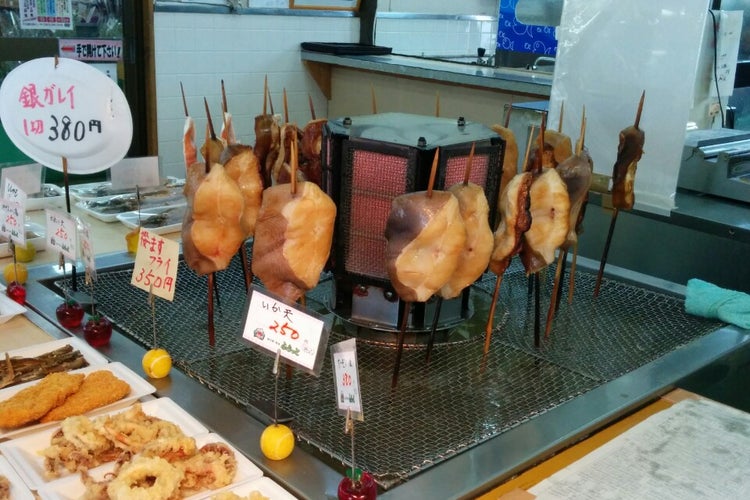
[548,1,709,214]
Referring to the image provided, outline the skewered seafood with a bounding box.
[181,162,246,275]
[299,118,327,187]
[489,172,534,276]
[439,182,493,299]
[519,168,570,275]
[385,190,467,303]
[611,118,645,210]
[220,145,264,238]
[252,180,336,302]
[491,124,519,197]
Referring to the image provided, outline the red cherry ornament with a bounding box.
[56,299,85,328]
[83,314,113,347]
[6,281,26,305]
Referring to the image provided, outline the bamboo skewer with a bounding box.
[393,148,440,387]
[545,107,586,336]
[435,91,440,117]
[371,84,377,114]
[283,88,289,124]
[308,94,316,120]
[202,98,219,347]
[484,125,535,355]
[263,75,268,115]
[594,91,645,297]
[425,144,474,363]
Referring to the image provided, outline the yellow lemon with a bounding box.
[125,227,140,254]
[3,263,28,285]
[14,242,36,263]
[260,423,295,460]
[142,348,172,378]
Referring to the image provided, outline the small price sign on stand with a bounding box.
[78,219,97,281]
[240,286,330,376]
[1,179,27,246]
[130,229,179,302]
[331,338,364,420]
[44,209,77,260]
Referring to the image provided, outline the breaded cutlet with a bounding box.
[0,372,85,429]
[40,370,131,423]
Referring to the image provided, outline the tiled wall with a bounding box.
[153,11,356,178]
[375,17,498,59]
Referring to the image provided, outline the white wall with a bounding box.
[153,11,357,178]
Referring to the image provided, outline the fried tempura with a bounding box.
[41,370,131,423]
[0,372,84,429]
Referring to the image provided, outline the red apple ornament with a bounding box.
[83,313,113,347]
[337,469,377,500]
[6,281,26,305]
[56,299,85,328]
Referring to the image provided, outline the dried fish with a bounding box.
[0,345,89,389]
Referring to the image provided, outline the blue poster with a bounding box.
[497,0,558,55]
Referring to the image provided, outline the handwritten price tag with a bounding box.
[241,286,330,376]
[331,338,364,420]
[1,179,27,245]
[0,57,132,174]
[130,229,178,301]
[45,209,76,260]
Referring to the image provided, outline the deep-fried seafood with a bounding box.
[0,372,84,429]
[0,475,9,500]
[213,491,270,500]
[106,456,184,500]
[42,403,187,478]
[179,442,237,495]
[40,370,131,423]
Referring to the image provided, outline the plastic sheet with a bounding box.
[549,1,709,214]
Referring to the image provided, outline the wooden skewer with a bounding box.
[268,89,275,116]
[391,302,411,388]
[221,79,228,114]
[283,88,289,124]
[263,75,268,115]
[426,147,439,198]
[463,142,475,185]
[180,82,189,117]
[503,100,513,128]
[558,100,565,133]
[204,97,217,141]
[426,144,474,363]
[308,94,316,120]
[371,84,377,114]
[290,126,298,196]
[594,92,645,297]
[435,91,440,117]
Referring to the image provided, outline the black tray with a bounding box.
[301,42,392,56]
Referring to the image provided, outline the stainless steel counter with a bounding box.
[300,51,553,98]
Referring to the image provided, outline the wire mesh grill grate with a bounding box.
[50,250,723,490]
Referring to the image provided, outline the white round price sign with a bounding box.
[0,57,133,174]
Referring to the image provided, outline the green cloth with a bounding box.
[685,279,750,330]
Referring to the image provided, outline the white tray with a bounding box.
[0,222,46,258]
[76,188,186,222]
[210,476,299,500]
[116,204,186,235]
[0,291,26,325]
[0,397,208,490]
[69,177,185,201]
[0,361,156,440]
[36,432,264,500]
[26,184,66,211]
[0,455,34,500]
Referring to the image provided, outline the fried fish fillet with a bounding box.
[40,370,131,423]
[0,372,84,429]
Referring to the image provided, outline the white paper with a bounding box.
[710,10,742,98]
[45,209,77,260]
[331,338,364,420]
[549,1,709,214]
[109,157,160,190]
[0,164,42,196]
[529,398,750,499]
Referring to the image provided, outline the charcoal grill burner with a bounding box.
[46,249,723,490]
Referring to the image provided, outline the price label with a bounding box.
[130,229,178,301]
[45,209,77,260]
[1,164,42,197]
[1,180,27,246]
[331,338,364,421]
[78,220,97,281]
[241,286,330,376]
[0,57,132,174]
